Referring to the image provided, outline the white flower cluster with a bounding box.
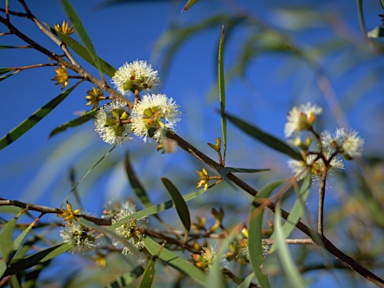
[284,103,364,180]
[106,200,146,255]
[60,222,99,254]
[94,60,180,146]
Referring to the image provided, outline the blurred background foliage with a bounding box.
[1,0,384,287]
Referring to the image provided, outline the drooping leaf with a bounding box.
[274,202,306,288]
[0,260,7,279]
[248,179,286,288]
[237,272,255,288]
[217,166,270,176]
[61,0,103,76]
[218,26,227,164]
[207,231,238,288]
[0,82,80,150]
[367,26,384,38]
[0,217,17,268]
[161,177,191,232]
[225,112,303,161]
[138,243,163,288]
[13,219,37,252]
[54,30,116,77]
[3,243,72,276]
[106,266,145,288]
[49,109,97,138]
[269,173,311,252]
[182,0,199,12]
[144,237,207,285]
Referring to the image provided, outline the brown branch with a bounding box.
[0,15,132,108]
[0,198,111,226]
[166,131,384,288]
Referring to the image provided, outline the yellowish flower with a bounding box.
[54,20,74,35]
[196,168,210,191]
[52,65,69,89]
[85,87,106,109]
[58,201,80,226]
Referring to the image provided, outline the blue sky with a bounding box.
[1,0,384,286]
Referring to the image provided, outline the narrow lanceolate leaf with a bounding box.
[238,272,255,288]
[0,82,80,150]
[161,177,191,232]
[106,266,144,288]
[3,243,72,276]
[144,237,207,285]
[0,260,6,278]
[248,179,286,288]
[13,219,37,252]
[225,112,303,161]
[182,0,199,12]
[207,231,238,288]
[269,173,311,253]
[218,26,227,163]
[217,166,270,176]
[54,30,116,77]
[61,0,103,76]
[0,217,17,263]
[274,202,306,288]
[49,109,97,138]
[125,152,154,209]
[138,244,163,288]
[0,71,18,82]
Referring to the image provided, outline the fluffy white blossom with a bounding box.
[322,128,364,160]
[288,153,344,181]
[111,60,160,95]
[110,201,146,255]
[284,103,322,138]
[94,101,133,145]
[60,222,98,254]
[131,94,181,142]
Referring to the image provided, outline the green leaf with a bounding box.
[4,243,72,276]
[238,272,255,288]
[274,202,306,288]
[0,68,13,75]
[49,109,97,138]
[106,266,145,288]
[110,187,207,230]
[13,220,37,252]
[144,237,207,285]
[0,260,7,278]
[138,245,162,288]
[61,0,103,76]
[207,232,238,288]
[269,173,311,253]
[218,26,227,163]
[0,217,17,263]
[217,166,270,175]
[0,82,80,150]
[182,0,199,12]
[0,45,28,49]
[54,30,116,77]
[225,112,303,161]
[161,177,191,232]
[248,179,286,288]
[0,71,18,82]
